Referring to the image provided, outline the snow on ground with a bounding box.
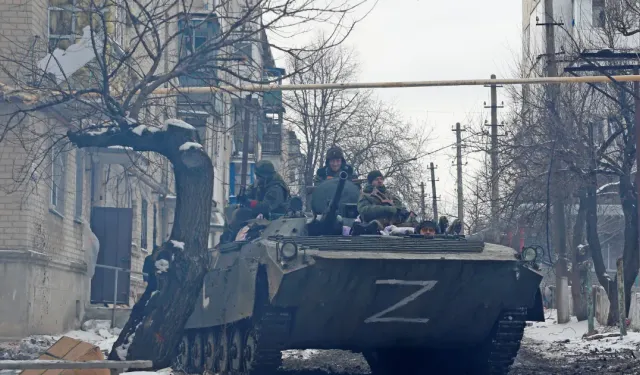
[0,320,121,361]
[524,308,640,358]
[282,349,320,360]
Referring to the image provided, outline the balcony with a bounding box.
[263,67,285,113]
[262,133,282,155]
[177,15,220,89]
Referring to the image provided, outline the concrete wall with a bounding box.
[0,108,94,338]
[0,247,86,339]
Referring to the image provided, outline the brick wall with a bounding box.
[0,108,92,338]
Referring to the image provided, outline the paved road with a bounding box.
[278,341,640,375]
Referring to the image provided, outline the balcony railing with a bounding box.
[262,133,281,155]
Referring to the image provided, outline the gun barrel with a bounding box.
[323,171,348,221]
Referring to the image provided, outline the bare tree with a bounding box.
[284,37,430,210]
[0,0,369,366]
[493,2,640,324]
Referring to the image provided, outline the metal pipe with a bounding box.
[0,360,153,370]
[148,74,640,94]
[15,74,640,103]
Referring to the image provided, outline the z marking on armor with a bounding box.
[364,280,438,324]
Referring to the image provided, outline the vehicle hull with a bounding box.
[268,254,542,350]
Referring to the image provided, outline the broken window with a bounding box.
[48,0,106,51]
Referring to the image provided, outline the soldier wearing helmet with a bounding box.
[313,146,357,185]
[244,160,291,217]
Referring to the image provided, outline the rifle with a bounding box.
[236,185,248,206]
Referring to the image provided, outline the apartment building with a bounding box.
[522,0,640,75]
[0,0,288,338]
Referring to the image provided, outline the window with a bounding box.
[51,143,67,213]
[592,0,606,28]
[74,149,84,220]
[141,199,148,250]
[178,17,219,86]
[179,18,219,57]
[48,0,101,51]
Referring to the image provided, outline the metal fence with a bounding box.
[93,264,148,328]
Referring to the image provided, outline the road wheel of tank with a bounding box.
[204,328,219,374]
[229,324,245,372]
[219,325,231,373]
[191,331,204,374]
[174,334,191,374]
[242,327,258,373]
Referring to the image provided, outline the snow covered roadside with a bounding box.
[524,309,640,358]
[0,320,121,361]
[0,321,176,375]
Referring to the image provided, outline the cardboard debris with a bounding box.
[20,336,109,375]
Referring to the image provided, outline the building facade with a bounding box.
[0,0,291,338]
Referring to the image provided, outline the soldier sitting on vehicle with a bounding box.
[241,159,291,219]
[357,170,413,229]
[313,146,357,185]
[221,160,290,244]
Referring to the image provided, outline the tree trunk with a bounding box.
[620,173,639,317]
[571,190,588,321]
[69,122,214,368]
[552,165,569,317]
[584,173,618,325]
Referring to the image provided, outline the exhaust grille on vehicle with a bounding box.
[267,235,484,253]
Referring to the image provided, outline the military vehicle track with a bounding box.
[486,308,528,374]
[243,308,293,374]
[363,308,527,375]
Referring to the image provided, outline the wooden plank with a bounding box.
[0,361,153,370]
[45,337,81,359]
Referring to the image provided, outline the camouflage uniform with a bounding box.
[245,160,291,216]
[313,146,357,185]
[357,180,409,226]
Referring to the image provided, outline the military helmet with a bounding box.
[255,160,275,178]
[325,146,344,162]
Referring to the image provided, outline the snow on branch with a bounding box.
[164,118,196,131]
[597,182,620,194]
[170,240,185,250]
[179,142,203,151]
[155,259,169,273]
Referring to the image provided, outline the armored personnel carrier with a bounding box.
[175,172,544,375]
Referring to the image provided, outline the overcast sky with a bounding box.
[273,0,523,216]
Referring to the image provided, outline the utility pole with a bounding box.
[428,162,438,220]
[239,94,252,192]
[634,68,640,270]
[453,123,464,234]
[539,0,569,324]
[420,182,426,220]
[484,77,504,242]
